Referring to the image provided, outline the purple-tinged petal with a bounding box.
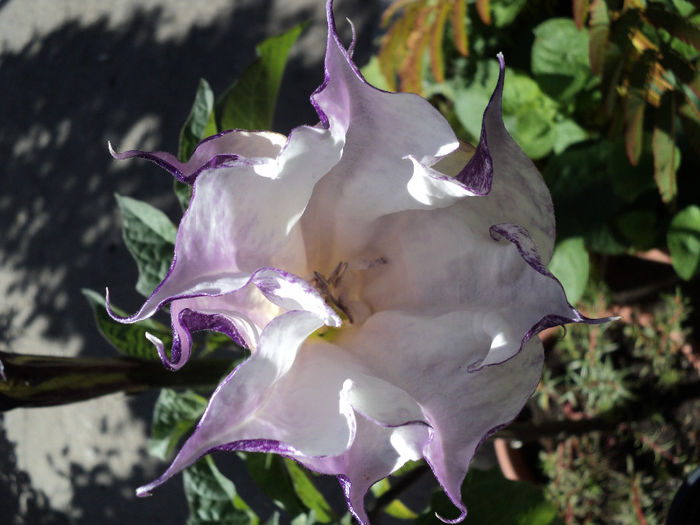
[361,207,576,367]
[137,310,327,496]
[341,310,545,522]
[112,266,339,370]
[457,53,557,261]
[302,416,431,525]
[303,3,467,259]
[108,121,344,327]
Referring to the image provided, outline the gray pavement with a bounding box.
[0,1,385,522]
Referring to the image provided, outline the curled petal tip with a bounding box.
[107,140,118,158]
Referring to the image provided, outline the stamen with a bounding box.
[311,262,354,324]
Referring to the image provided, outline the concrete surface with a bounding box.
[0,1,386,523]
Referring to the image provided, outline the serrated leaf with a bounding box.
[451,0,468,55]
[652,97,680,203]
[179,78,215,162]
[415,468,563,525]
[184,456,258,525]
[82,288,170,359]
[667,205,700,280]
[548,237,590,305]
[149,388,207,460]
[283,459,336,523]
[476,0,491,25]
[573,0,590,30]
[588,0,610,76]
[624,91,645,165]
[219,23,305,131]
[429,1,450,83]
[116,194,177,297]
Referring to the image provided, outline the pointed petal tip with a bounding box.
[135,486,152,498]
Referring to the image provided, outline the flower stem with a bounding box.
[0,350,233,411]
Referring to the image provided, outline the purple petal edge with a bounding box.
[136,438,300,497]
[108,133,241,185]
[463,222,615,374]
[107,265,339,370]
[155,309,247,371]
[454,54,504,195]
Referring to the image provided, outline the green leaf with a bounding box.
[184,455,258,525]
[370,477,418,520]
[116,194,177,297]
[543,139,658,254]
[588,0,611,76]
[668,205,700,280]
[218,23,306,131]
[149,388,208,460]
[416,468,563,525]
[552,118,588,154]
[179,78,216,162]
[243,454,306,518]
[624,91,645,166]
[175,78,217,211]
[360,56,393,92]
[531,18,592,102]
[174,180,194,212]
[453,61,566,158]
[81,289,171,359]
[283,459,336,523]
[615,210,659,250]
[646,6,700,51]
[548,237,590,305]
[490,0,528,27]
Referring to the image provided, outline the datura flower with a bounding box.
[107,1,604,522]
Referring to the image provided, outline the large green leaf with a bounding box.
[454,60,585,159]
[531,18,592,102]
[415,468,563,524]
[179,78,216,162]
[548,237,590,305]
[149,388,208,460]
[668,205,700,280]
[243,454,307,519]
[82,289,170,359]
[184,456,259,525]
[175,78,217,211]
[218,23,306,131]
[116,194,177,297]
[543,139,656,253]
